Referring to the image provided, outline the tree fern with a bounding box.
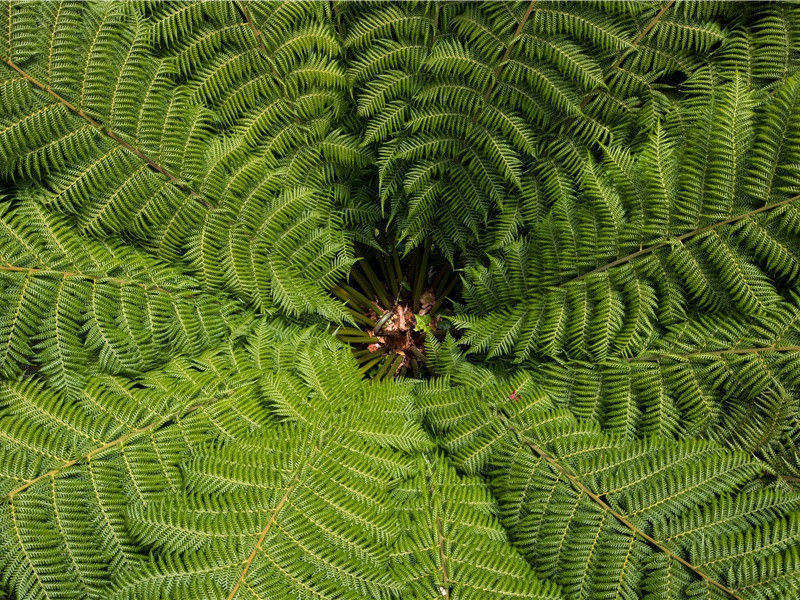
[1,1,800,599]
[419,376,800,599]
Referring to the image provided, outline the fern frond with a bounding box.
[0,199,231,390]
[456,76,800,362]
[421,379,800,599]
[2,3,800,600]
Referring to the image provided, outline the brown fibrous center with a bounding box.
[365,289,439,374]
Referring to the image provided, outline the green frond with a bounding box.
[420,379,800,599]
[0,199,231,389]
[456,75,800,362]
[2,2,800,600]
[390,454,560,600]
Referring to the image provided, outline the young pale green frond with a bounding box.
[390,454,560,600]
[0,326,329,596]
[0,345,270,600]
[116,423,410,600]
[0,320,555,600]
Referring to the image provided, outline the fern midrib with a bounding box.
[1,389,234,503]
[0,262,191,297]
[561,191,800,287]
[554,0,677,119]
[425,456,451,599]
[233,2,281,87]
[233,0,304,126]
[629,344,800,362]
[9,500,54,600]
[480,0,538,105]
[226,438,319,600]
[0,56,212,209]
[609,1,676,73]
[495,408,745,600]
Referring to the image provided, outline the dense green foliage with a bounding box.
[1,1,800,599]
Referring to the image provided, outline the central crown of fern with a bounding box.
[1,2,800,600]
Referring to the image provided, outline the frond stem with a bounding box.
[0,56,211,209]
[425,456,450,599]
[226,443,316,600]
[481,0,537,103]
[630,345,800,362]
[3,391,232,503]
[563,193,800,286]
[497,409,745,600]
[232,1,285,96]
[578,0,676,110]
[233,0,301,126]
[0,262,190,297]
[611,0,676,72]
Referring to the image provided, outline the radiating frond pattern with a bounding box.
[1,1,800,600]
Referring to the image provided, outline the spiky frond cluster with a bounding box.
[1,1,800,600]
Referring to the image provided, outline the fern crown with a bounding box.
[1,2,800,600]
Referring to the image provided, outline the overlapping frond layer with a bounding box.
[456,75,800,362]
[0,319,561,600]
[420,380,800,599]
[541,303,800,451]
[0,198,238,395]
[448,72,800,470]
[0,1,212,256]
[116,424,410,600]
[342,1,799,258]
[0,0,361,320]
[146,0,377,318]
[0,344,269,600]
[390,453,561,600]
